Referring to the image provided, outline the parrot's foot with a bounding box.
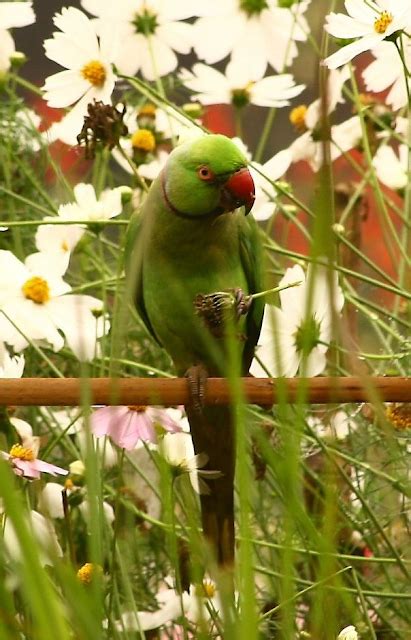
[185,364,208,413]
[233,287,252,319]
[194,288,251,337]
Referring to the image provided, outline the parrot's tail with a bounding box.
[186,403,235,567]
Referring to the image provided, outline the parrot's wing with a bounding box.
[125,211,162,345]
[238,214,265,373]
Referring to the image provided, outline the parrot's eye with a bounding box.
[197,165,214,182]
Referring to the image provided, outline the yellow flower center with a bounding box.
[64,478,74,490]
[131,129,156,152]
[9,443,35,461]
[77,562,102,584]
[138,103,156,118]
[386,403,411,431]
[289,104,308,132]
[61,241,69,252]
[81,60,106,87]
[374,10,393,34]
[202,579,216,598]
[127,405,147,413]
[22,276,50,304]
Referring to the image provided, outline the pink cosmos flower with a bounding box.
[91,405,182,450]
[1,443,68,479]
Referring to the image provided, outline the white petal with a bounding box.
[42,69,89,108]
[38,483,65,519]
[325,34,381,69]
[47,295,105,361]
[4,510,63,566]
[0,29,15,73]
[156,21,193,55]
[141,36,177,79]
[193,15,243,64]
[324,12,373,39]
[0,2,35,29]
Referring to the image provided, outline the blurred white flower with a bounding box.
[363,40,411,111]
[0,108,42,153]
[81,0,196,81]
[3,510,63,566]
[0,250,107,360]
[42,7,119,145]
[291,115,362,172]
[79,499,115,525]
[112,586,191,632]
[38,482,66,519]
[193,0,310,79]
[180,62,304,108]
[115,577,225,632]
[69,459,86,477]
[324,1,410,69]
[289,67,362,171]
[373,144,408,191]
[251,263,344,377]
[0,342,24,378]
[250,149,292,221]
[0,2,35,73]
[9,416,37,447]
[308,410,357,441]
[160,431,222,495]
[337,625,358,640]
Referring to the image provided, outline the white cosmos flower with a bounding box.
[288,66,363,171]
[42,7,119,145]
[4,510,63,566]
[251,263,344,378]
[115,577,226,632]
[291,116,363,172]
[0,250,107,361]
[250,149,292,221]
[0,2,35,73]
[0,341,24,378]
[337,626,358,640]
[111,587,191,632]
[308,410,357,441]
[114,144,170,180]
[160,431,222,495]
[38,482,66,519]
[363,40,411,111]
[36,183,123,266]
[58,183,123,223]
[373,144,408,191]
[180,62,304,108]
[193,0,310,79]
[324,0,411,69]
[81,0,196,81]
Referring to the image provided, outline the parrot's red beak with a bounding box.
[221,167,255,215]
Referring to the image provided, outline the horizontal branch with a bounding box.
[0,377,409,406]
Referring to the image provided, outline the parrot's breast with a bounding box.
[142,209,249,375]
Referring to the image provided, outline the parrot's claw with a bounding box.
[194,288,252,336]
[233,288,252,319]
[185,364,208,413]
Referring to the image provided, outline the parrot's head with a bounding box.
[161,134,255,220]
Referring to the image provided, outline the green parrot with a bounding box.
[127,133,264,567]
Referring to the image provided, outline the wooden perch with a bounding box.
[0,377,409,406]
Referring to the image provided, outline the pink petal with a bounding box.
[91,406,128,437]
[34,460,68,476]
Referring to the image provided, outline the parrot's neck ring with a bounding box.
[161,171,224,221]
